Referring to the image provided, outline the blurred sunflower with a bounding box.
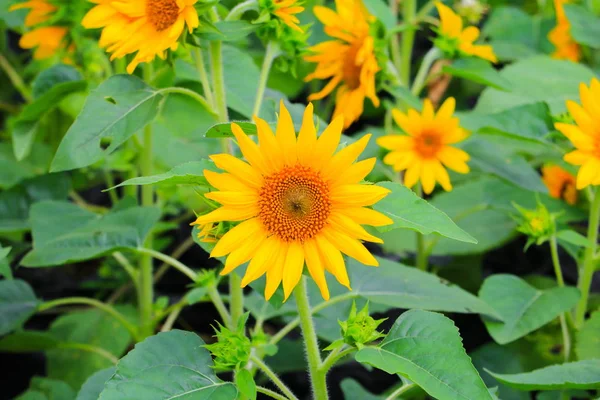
[377,98,470,195]
[434,1,497,63]
[556,78,600,189]
[10,0,70,59]
[81,0,199,73]
[548,0,580,62]
[541,165,577,205]
[304,0,380,129]
[264,0,304,32]
[191,102,392,301]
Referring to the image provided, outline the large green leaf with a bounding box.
[0,330,60,352]
[479,275,580,344]
[99,330,238,399]
[443,58,511,90]
[76,368,115,400]
[340,379,383,400]
[373,181,477,243]
[109,160,218,190]
[488,360,600,390]
[31,64,82,97]
[195,20,259,42]
[471,343,529,400]
[0,279,39,335]
[475,56,597,114]
[575,310,600,360]
[564,4,600,48]
[16,377,76,400]
[356,310,493,400]
[22,201,161,267]
[0,245,12,279]
[47,309,133,389]
[222,44,260,118]
[0,143,54,190]
[51,75,163,172]
[157,91,218,138]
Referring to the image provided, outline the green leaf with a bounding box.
[11,119,39,162]
[205,121,259,137]
[479,274,580,344]
[235,369,257,400]
[20,81,87,121]
[0,173,71,233]
[47,308,133,389]
[575,310,600,361]
[0,143,54,190]
[0,279,39,335]
[340,379,383,400]
[17,377,76,400]
[32,64,82,98]
[0,330,60,352]
[99,330,238,399]
[488,360,600,390]
[475,56,597,114]
[51,75,163,172]
[556,230,591,248]
[564,4,600,48]
[195,20,259,42]
[356,310,493,400]
[158,91,218,138]
[443,58,512,90]
[0,245,12,279]
[222,45,260,118]
[76,367,115,400]
[384,85,422,111]
[373,181,477,243]
[471,343,529,400]
[109,160,218,190]
[22,201,161,267]
[364,0,395,30]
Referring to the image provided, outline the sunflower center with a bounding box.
[259,165,331,242]
[415,131,442,158]
[342,41,363,90]
[146,0,179,31]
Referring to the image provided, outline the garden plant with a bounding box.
[1,0,600,399]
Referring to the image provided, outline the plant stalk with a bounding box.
[251,355,299,400]
[136,247,198,281]
[207,285,232,328]
[252,41,279,117]
[294,277,329,400]
[550,235,571,361]
[415,184,428,270]
[193,47,215,108]
[385,383,416,400]
[411,47,441,95]
[400,0,417,85]
[389,0,402,82]
[0,53,32,102]
[210,40,229,123]
[229,274,244,328]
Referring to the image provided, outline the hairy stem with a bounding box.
[208,285,232,328]
[210,40,229,122]
[251,355,299,400]
[550,235,571,361]
[252,41,280,117]
[193,47,215,108]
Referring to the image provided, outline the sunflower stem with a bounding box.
[400,0,417,85]
[229,273,244,328]
[193,47,215,109]
[251,355,299,400]
[385,383,417,400]
[550,234,571,361]
[294,277,329,400]
[415,184,428,271]
[575,186,600,327]
[253,41,280,118]
[225,0,258,21]
[389,0,403,80]
[0,53,32,102]
[210,40,229,123]
[411,47,441,95]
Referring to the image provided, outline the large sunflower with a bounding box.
[304,0,380,129]
[548,0,580,62]
[377,98,470,194]
[435,2,497,63]
[10,0,69,59]
[556,78,600,189]
[82,0,199,73]
[191,102,392,301]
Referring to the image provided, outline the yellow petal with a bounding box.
[242,236,281,286]
[191,206,258,225]
[254,116,284,171]
[275,100,298,166]
[231,123,270,175]
[332,158,377,186]
[211,218,263,258]
[420,160,436,194]
[403,160,422,188]
[436,97,456,120]
[437,146,470,173]
[297,103,318,166]
[282,241,305,300]
[315,234,350,289]
[330,184,391,206]
[564,150,591,166]
[314,116,343,169]
[205,191,258,207]
[303,239,330,300]
[204,170,252,192]
[328,212,383,243]
[210,154,263,189]
[265,241,288,300]
[221,232,267,275]
[377,135,413,151]
[337,207,393,227]
[322,228,378,266]
[322,134,371,179]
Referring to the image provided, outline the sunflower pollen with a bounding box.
[147,0,179,31]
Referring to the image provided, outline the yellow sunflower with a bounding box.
[541,165,577,205]
[304,0,380,129]
[82,0,199,73]
[377,97,470,195]
[273,0,304,32]
[556,78,600,189]
[10,0,69,59]
[191,102,392,301]
[548,0,580,62]
[435,2,497,63]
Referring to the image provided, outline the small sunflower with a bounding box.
[10,0,70,59]
[541,165,577,205]
[377,97,470,194]
[556,78,600,189]
[82,0,199,73]
[548,0,580,62]
[191,102,392,301]
[272,0,304,32]
[304,0,380,129]
[434,1,497,63]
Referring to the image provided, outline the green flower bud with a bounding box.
[339,302,386,349]
[205,320,251,371]
[513,201,557,250]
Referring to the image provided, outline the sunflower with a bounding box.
[10,0,69,59]
[191,102,392,301]
[304,0,380,129]
[272,0,304,32]
[82,0,199,73]
[377,97,470,195]
[434,2,497,63]
[548,0,580,62]
[556,78,600,189]
[541,165,577,205]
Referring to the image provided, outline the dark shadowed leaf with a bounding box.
[576,310,600,361]
[0,280,39,336]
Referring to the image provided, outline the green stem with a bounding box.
[210,40,229,123]
[225,0,258,20]
[319,347,356,373]
[389,0,402,80]
[550,235,571,361]
[252,41,279,117]
[256,386,289,400]
[58,342,119,364]
[575,187,600,327]
[112,252,138,283]
[294,277,329,400]
[136,247,198,281]
[193,47,215,109]
[39,297,138,339]
[251,355,299,400]
[400,0,417,85]
[415,0,436,21]
[385,383,416,400]
[411,47,441,95]
[103,169,119,205]
[229,273,244,328]
[208,285,232,328]
[158,87,216,116]
[0,53,32,102]
[415,185,428,271]
[160,305,183,332]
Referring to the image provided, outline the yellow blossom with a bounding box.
[548,0,581,62]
